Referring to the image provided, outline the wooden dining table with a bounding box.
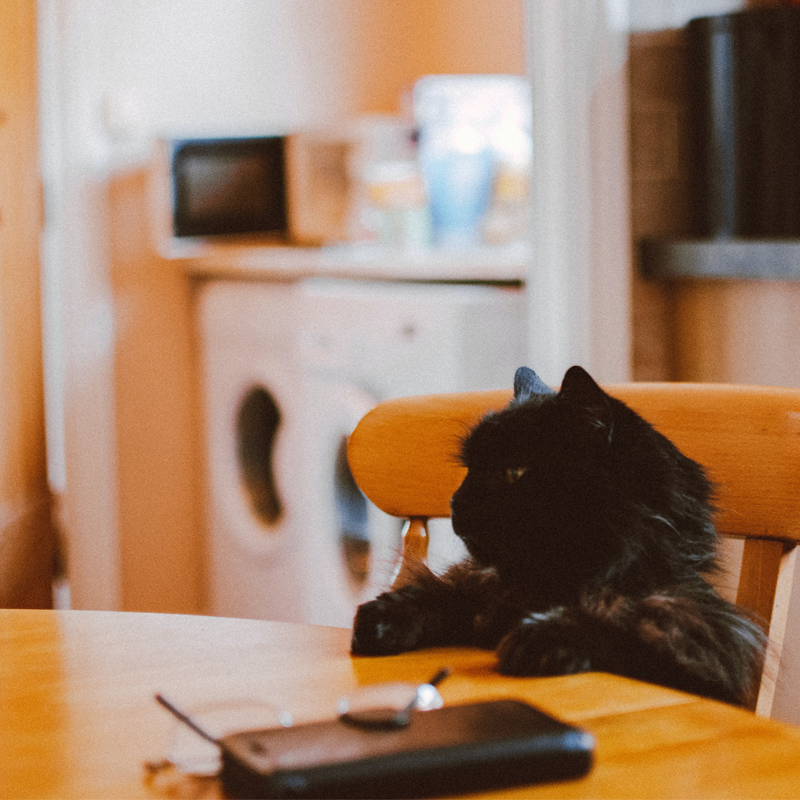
[4,608,800,799]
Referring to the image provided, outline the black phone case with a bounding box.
[219,699,594,799]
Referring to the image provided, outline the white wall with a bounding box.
[526,0,632,385]
[40,0,122,609]
[44,0,371,176]
[91,0,364,143]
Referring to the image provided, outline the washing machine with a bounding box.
[198,278,527,627]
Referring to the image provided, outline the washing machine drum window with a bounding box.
[236,386,283,527]
[334,437,370,588]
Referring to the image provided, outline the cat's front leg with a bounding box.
[351,561,498,656]
[497,607,608,676]
[351,586,432,656]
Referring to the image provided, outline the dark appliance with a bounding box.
[170,137,288,238]
[687,7,800,238]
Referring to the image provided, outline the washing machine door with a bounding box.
[198,281,310,622]
[296,379,403,628]
[204,357,310,622]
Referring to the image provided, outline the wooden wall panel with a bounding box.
[0,0,54,607]
[674,281,800,387]
[629,30,692,381]
[108,167,205,614]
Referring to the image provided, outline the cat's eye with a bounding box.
[504,466,528,484]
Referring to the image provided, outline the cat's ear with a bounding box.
[513,366,555,403]
[558,365,613,441]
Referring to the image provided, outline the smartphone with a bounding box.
[219,699,594,799]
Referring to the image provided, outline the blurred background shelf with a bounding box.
[641,238,800,281]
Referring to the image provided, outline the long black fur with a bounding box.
[351,366,765,705]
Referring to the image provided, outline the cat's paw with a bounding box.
[351,592,426,656]
[497,609,595,676]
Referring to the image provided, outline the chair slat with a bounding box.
[392,518,430,589]
[755,545,799,717]
[736,539,786,629]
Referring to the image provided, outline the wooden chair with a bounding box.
[347,383,800,717]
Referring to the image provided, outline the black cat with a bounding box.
[351,365,765,706]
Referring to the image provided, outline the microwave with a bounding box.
[168,134,352,243]
[170,137,289,238]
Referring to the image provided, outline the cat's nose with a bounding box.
[449,504,467,539]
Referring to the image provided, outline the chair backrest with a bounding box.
[347,383,800,717]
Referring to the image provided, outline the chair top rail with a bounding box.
[347,383,800,544]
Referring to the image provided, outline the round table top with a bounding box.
[4,608,800,799]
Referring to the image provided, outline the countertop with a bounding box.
[165,239,529,283]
